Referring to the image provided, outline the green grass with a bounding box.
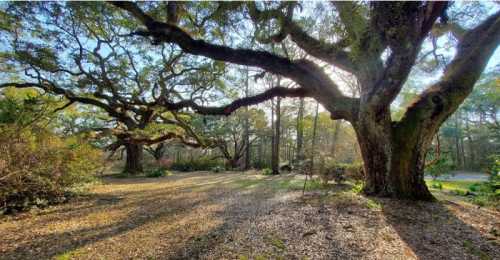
[264,234,286,250]
[426,180,477,193]
[463,240,491,260]
[426,179,499,208]
[230,175,326,192]
[365,198,382,210]
[54,250,80,260]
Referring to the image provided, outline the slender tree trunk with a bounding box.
[331,120,341,159]
[150,143,165,161]
[124,143,144,175]
[272,95,281,174]
[310,102,320,170]
[244,68,251,170]
[257,137,263,168]
[296,97,305,162]
[464,119,475,170]
[454,114,462,169]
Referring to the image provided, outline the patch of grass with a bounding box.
[427,180,499,208]
[462,240,491,260]
[431,182,443,190]
[54,250,80,260]
[365,198,382,210]
[261,168,273,175]
[264,234,286,251]
[351,182,364,194]
[231,178,263,189]
[231,175,326,193]
[426,180,476,192]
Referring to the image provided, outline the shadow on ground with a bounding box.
[0,171,498,259]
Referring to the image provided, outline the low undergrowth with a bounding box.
[426,180,499,209]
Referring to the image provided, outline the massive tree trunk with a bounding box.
[389,124,435,200]
[355,110,434,200]
[124,143,144,175]
[354,108,394,196]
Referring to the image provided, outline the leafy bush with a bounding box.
[211,166,225,173]
[452,189,469,196]
[431,182,443,190]
[351,182,364,194]
[0,125,103,214]
[145,168,171,178]
[261,168,273,175]
[465,156,500,208]
[341,163,365,181]
[170,157,223,172]
[318,161,364,184]
[425,155,455,180]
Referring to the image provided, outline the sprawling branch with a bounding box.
[95,127,204,148]
[0,82,136,126]
[247,2,357,73]
[161,86,310,116]
[366,2,449,109]
[396,10,500,142]
[111,2,356,121]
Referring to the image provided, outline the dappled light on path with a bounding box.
[0,171,498,259]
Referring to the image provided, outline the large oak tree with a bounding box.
[0,2,225,174]
[111,1,500,200]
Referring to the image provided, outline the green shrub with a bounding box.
[351,182,364,194]
[146,168,172,178]
[425,155,455,180]
[453,189,469,196]
[261,168,273,175]
[318,161,363,185]
[211,166,224,173]
[170,157,222,172]
[0,125,103,214]
[432,182,443,190]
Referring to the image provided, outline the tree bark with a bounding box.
[354,109,393,196]
[295,97,305,162]
[355,112,434,200]
[271,95,281,174]
[244,68,251,170]
[310,102,320,171]
[124,143,144,175]
[330,120,341,159]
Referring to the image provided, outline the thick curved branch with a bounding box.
[247,2,356,73]
[395,10,500,143]
[111,2,356,121]
[367,2,448,108]
[0,82,135,126]
[161,86,310,116]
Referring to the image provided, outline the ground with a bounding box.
[0,171,499,260]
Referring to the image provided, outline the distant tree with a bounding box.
[0,2,224,174]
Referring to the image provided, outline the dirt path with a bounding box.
[0,171,499,259]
